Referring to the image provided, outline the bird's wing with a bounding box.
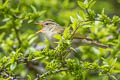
[55,26,65,35]
[54,26,93,41]
[53,26,108,48]
[73,33,93,41]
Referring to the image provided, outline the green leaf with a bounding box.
[28,19,33,23]
[112,16,120,25]
[87,9,96,20]
[29,36,38,44]
[78,1,85,9]
[79,10,86,20]
[27,75,32,80]
[110,58,117,71]
[32,56,45,61]
[110,75,118,80]
[3,0,9,7]
[102,75,109,80]
[84,0,89,8]
[10,62,17,71]
[0,32,5,41]
[31,5,37,13]
[16,48,21,54]
[111,58,117,66]
[63,27,70,38]
[84,0,88,5]
[77,14,82,21]
[70,16,74,23]
[72,19,78,31]
[92,47,100,55]
[53,34,62,40]
[38,10,46,16]
[101,8,105,15]
[89,1,96,8]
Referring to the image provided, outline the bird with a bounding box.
[35,19,108,48]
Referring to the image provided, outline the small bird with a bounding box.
[35,20,108,48]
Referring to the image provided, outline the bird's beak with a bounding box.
[34,23,44,27]
[34,23,44,34]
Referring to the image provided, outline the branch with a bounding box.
[70,23,85,39]
[0,70,21,79]
[13,25,22,48]
[35,68,68,80]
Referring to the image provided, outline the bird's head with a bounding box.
[35,19,59,34]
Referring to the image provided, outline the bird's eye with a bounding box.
[45,23,49,25]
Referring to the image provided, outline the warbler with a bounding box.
[35,20,108,48]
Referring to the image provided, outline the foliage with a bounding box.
[0,0,120,80]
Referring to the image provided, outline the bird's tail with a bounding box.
[89,41,108,48]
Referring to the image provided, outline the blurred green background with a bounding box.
[1,0,120,25]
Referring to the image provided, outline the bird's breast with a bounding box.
[43,31,58,48]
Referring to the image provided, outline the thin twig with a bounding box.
[70,23,84,39]
[35,68,68,79]
[63,48,72,59]
[13,24,22,48]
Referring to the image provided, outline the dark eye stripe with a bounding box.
[45,23,49,25]
[44,22,55,25]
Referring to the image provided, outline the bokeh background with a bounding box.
[1,0,120,25]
